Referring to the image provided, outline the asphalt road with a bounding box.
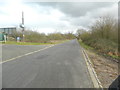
[2,40,93,88]
[2,44,51,61]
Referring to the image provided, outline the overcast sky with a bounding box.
[0,0,118,34]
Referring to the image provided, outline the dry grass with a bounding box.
[86,50,118,88]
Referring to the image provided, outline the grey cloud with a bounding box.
[34,2,114,17]
[58,2,114,17]
[19,2,118,29]
[0,2,116,33]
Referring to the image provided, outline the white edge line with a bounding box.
[82,49,103,89]
[0,45,55,64]
[84,49,103,88]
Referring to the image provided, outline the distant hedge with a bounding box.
[10,30,76,43]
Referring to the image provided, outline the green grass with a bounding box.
[79,40,93,50]
[105,54,120,60]
[78,40,120,60]
[110,55,120,60]
[2,40,69,45]
[50,40,69,44]
[3,41,52,45]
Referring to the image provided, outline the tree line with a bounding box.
[10,30,76,43]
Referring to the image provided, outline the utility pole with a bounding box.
[20,11,25,42]
[22,11,25,42]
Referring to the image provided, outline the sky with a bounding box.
[0,0,118,34]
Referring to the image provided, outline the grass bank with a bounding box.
[78,40,119,60]
[79,40,93,50]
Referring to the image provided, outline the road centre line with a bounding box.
[1,45,54,64]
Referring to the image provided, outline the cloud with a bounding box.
[0,1,118,34]
[37,2,114,17]
[58,2,118,28]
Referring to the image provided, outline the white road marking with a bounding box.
[82,49,103,88]
[1,45,54,64]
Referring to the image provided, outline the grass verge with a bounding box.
[79,40,94,50]
[78,40,118,88]
[2,40,69,45]
[78,40,119,60]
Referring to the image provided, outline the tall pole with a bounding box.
[22,11,24,42]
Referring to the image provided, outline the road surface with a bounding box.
[2,44,50,61]
[2,40,93,88]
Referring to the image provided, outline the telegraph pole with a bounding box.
[19,11,25,42]
[22,11,25,42]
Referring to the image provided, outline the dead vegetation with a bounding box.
[86,50,118,88]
